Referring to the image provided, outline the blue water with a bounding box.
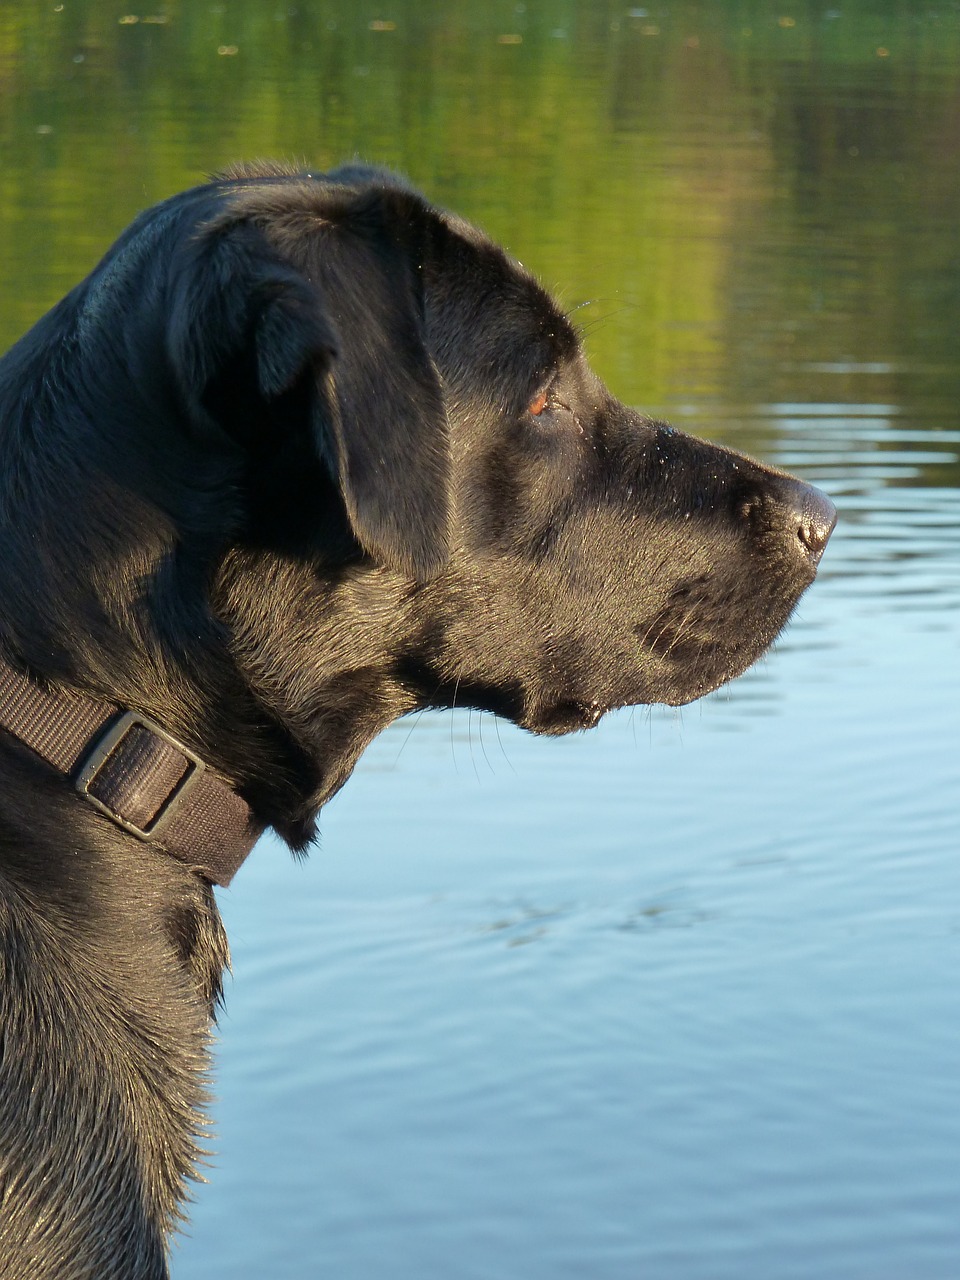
[175,405,960,1278]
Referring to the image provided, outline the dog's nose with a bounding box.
[782,478,837,565]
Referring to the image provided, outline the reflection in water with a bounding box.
[2,3,960,481]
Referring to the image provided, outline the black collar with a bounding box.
[0,658,263,885]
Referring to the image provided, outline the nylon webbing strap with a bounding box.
[0,659,263,885]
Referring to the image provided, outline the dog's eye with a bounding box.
[527,389,550,417]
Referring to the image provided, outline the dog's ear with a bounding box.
[167,203,450,581]
[168,221,338,422]
[307,215,450,582]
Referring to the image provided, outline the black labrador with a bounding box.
[0,163,835,1277]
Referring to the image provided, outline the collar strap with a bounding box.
[0,659,263,885]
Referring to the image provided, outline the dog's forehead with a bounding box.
[429,209,579,375]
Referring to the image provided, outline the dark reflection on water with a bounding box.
[1,4,958,1279]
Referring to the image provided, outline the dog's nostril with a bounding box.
[798,516,829,556]
[790,482,837,564]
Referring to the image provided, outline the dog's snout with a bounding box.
[773,477,837,566]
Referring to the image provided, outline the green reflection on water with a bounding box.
[0,2,958,482]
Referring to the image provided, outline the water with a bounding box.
[0,5,958,1277]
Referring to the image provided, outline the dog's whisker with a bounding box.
[660,605,701,659]
[449,672,463,774]
[566,296,603,317]
[491,711,516,774]
[391,703,433,768]
[467,706,482,783]
[578,307,633,335]
[476,709,499,776]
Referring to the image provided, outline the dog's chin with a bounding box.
[515,627,789,732]
[520,699,608,736]
[654,642,775,707]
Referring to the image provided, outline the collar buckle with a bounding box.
[75,710,206,841]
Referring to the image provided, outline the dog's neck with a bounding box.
[0,656,262,885]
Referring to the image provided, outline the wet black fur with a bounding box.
[0,163,833,1276]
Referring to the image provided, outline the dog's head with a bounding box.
[5,163,834,841]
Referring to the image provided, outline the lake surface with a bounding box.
[1,5,958,1277]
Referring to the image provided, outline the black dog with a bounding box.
[0,163,834,1277]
